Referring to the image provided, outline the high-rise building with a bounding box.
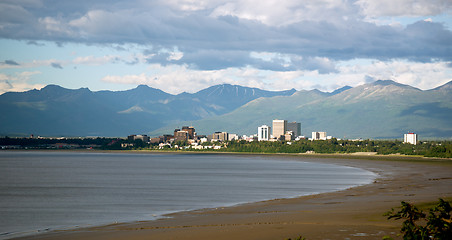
[182,126,196,139]
[312,132,327,140]
[404,133,417,145]
[174,131,188,142]
[272,119,287,139]
[287,122,301,137]
[258,125,271,141]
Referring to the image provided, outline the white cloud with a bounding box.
[161,0,215,11]
[356,0,452,17]
[0,71,44,94]
[262,60,452,92]
[68,10,127,37]
[100,59,452,94]
[2,0,451,68]
[166,49,184,61]
[336,60,452,89]
[210,0,349,26]
[38,16,76,37]
[0,0,451,94]
[101,64,269,94]
[73,55,119,65]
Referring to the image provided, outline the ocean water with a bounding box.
[0,151,376,239]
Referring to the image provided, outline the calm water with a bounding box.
[0,151,376,239]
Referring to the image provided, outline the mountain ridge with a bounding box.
[1,81,451,138]
[150,80,452,139]
[0,83,296,137]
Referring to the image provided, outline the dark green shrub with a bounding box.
[384,199,452,240]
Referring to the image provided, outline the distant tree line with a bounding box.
[1,137,451,158]
[0,136,122,150]
[198,139,452,158]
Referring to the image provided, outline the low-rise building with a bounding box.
[158,143,171,149]
[150,137,162,144]
[284,131,294,141]
[228,133,239,141]
[127,134,150,143]
[121,143,134,148]
[312,132,327,140]
[242,135,257,142]
[191,145,204,150]
[211,132,229,142]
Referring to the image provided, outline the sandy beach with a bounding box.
[14,154,452,240]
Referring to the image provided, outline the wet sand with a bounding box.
[14,155,452,240]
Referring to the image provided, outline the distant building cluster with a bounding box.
[125,120,420,149]
[257,120,332,142]
[256,119,303,141]
[127,118,329,150]
[127,126,241,150]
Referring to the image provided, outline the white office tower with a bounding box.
[258,125,271,141]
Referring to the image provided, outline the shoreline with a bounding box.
[10,153,452,240]
[5,148,451,161]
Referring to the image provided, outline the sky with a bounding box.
[0,0,452,94]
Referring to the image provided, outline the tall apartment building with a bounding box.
[272,119,287,139]
[404,133,417,145]
[312,131,327,140]
[287,122,301,137]
[258,125,271,141]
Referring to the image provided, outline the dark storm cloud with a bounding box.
[2,60,20,66]
[51,62,63,69]
[147,49,254,70]
[0,0,451,71]
[26,40,45,46]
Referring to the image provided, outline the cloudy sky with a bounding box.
[1,0,451,94]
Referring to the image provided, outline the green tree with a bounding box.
[286,236,306,240]
[426,199,452,239]
[384,199,452,240]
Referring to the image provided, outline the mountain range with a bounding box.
[1,80,451,139]
[0,84,295,137]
